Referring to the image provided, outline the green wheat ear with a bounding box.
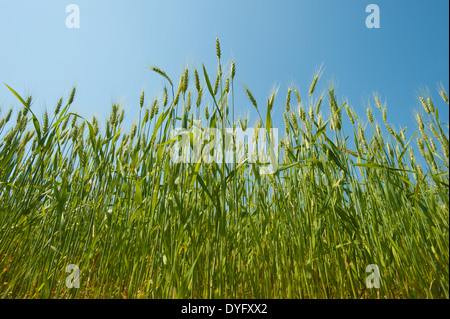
[194,69,201,92]
[186,91,191,112]
[173,75,183,106]
[245,87,257,110]
[151,66,173,87]
[143,108,149,124]
[294,89,301,104]
[374,96,383,110]
[151,99,159,119]
[316,96,323,115]
[55,98,62,115]
[182,68,189,94]
[426,98,435,114]
[213,65,221,96]
[285,88,291,112]
[367,107,374,125]
[140,91,145,110]
[309,76,318,96]
[230,60,236,79]
[163,87,168,108]
[439,87,449,104]
[68,87,76,105]
[224,78,230,94]
[196,87,203,108]
[216,37,221,61]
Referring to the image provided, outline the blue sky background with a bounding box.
[0,0,448,145]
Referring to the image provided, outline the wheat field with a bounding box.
[0,39,448,299]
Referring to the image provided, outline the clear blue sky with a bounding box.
[0,0,448,143]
